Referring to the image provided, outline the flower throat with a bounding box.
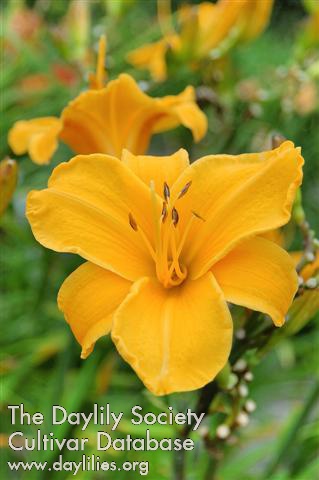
[129,180,204,288]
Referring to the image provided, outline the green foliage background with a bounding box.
[1,1,318,479]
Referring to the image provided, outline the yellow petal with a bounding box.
[8,117,62,164]
[195,0,247,56]
[127,39,169,82]
[171,141,303,279]
[212,236,298,326]
[60,74,207,158]
[122,148,189,195]
[26,153,161,281]
[112,272,232,395]
[58,262,131,359]
[153,86,207,142]
[240,0,274,42]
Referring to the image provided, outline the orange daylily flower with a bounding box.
[8,36,207,164]
[26,140,303,395]
[128,0,274,81]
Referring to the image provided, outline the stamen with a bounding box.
[192,210,205,222]
[178,181,192,199]
[128,212,138,231]
[150,180,163,278]
[161,201,168,223]
[172,207,179,227]
[129,212,156,261]
[163,181,170,202]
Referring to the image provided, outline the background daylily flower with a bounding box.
[8,36,207,164]
[26,140,303,395]
[128,0,274,81]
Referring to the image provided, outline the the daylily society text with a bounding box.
[8,404,204,452]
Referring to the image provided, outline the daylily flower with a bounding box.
[26,141,303,395]
[128,0,274,81]
[8,36,207,165]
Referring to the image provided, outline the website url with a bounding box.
[8,454,149,476]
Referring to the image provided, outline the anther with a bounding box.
[163,182,170,201]
[172,208,179,227]
[161,202,168,223]
[128,213,138,231]
[178,181,192,199]
[192,210,205,222]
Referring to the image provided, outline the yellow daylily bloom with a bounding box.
[128,0,274,81]
[8,117,62,165]
[26,141,303,395]
[8,37,207,163]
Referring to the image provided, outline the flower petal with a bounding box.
[240,0,274,41]
[60,74,206,158]
[58,262,131,359]
[8,117,62,164]
[122,148,189,195]
[170,141,303,279]
[153,86,208,142]
[212,236,298,326]
[26,153,161,281]
[127,39,170,82]
[112,272,232,395]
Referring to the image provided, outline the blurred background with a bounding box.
[1,1,318,479]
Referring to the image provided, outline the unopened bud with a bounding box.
[216,424,230,439]
[235,328,246,340]
[305,252,315,263]
[238,383,249,397]
[233,359,247,372]
[244,371,254,382]
[236,412,249,427]
[0,158,18,216]
[245,399,256,413]
[305,278,317,289]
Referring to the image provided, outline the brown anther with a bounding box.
[161,202,168,223]
[128,213,138,231]
[192,210,205,222]
[163,181,170,201]
[178,181,192,199]
[172,207,179,227]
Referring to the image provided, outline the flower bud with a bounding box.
[233,359,247,372]
[216,424,230,439]
[0,158,18,216]
[236,412,249,427]
[245,399,256,413]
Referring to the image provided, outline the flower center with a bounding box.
[129,179,204,288]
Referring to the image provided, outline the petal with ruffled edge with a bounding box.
[26,154,162,281]
[112,272,232,395]
[60,74,207,158]
[8,117,62,164]
[170,141,303,279]
[212,236,298,326]
[58,262,131,359]
[153,86,207,142]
